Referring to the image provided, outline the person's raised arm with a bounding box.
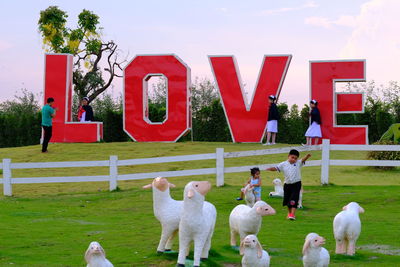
[302,153,311,163]
[266,167,278,171]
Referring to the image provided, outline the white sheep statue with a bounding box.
[177,181,217,267]
[269,178,284,197]
[240,234,270,267]
[302,233,330,267]
[142,177,181,252]
[333,202,364,255]
[229,200,276,247]
[242,183,256,207]
[269,178,304,209]
[85,241,113,267]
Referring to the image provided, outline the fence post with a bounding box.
[216,148,224,187]
[3,159,12,196]
[321,139,330,185]
[109,155,118,191]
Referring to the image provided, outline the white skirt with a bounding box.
[267,120,278,133]
[305,122,322,137]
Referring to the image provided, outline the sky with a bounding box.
[0,0,399,107]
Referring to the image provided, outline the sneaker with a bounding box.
[301,143,309,147]
[236,197,243,201]
[262,142,271,146]
[288,214,296,220]
[271,142,276,145]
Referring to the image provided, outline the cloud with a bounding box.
[304,15,357,28]
[0,40,12,51]
[339,0,400,83]
[259,1,318,15]
[304,0,400,85]
[217,7,228,13]
[304,17,333,28]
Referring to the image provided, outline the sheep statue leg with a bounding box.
[201,227,214,259]
[297,188,303,209]
[193,236,207,267]
[335,238,346,254]
[239,232,248,244]
[185,245,190,257]
[230,230,238,246]
[157,228,170,252]
[164,229,178,251]
[157,226,176,252]
[347,239,356,256]
[177,236,191,266]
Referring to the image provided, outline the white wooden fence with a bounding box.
[1,139,400,196]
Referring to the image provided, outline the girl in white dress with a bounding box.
[304,99,322,146]
[264,95,279,145]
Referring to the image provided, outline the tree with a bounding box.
[190,77,219,114]
[147,76,219,109]
[38,6,126,102]
[147,76,219,123]
[382,81,400,122]
[0,89,40,114]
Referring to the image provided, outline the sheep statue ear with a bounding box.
[256,240,263,258]
[302,239,311,255]
[100,245,106,257]
[187,189,195,199]
[359,206,365,213]
[239,240,245,255]
[241,187,245,193]
[342,205,348,210]
[142,184,152,189]
[84,247,91,263]
[168,183,176,188]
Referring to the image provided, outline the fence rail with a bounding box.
[1,139,400,196]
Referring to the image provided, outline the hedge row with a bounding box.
[0,100,397,148]
[0,112,42,148]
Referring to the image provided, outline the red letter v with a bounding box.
[209,55,291,142]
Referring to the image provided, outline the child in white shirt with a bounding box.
[266,149,311,220]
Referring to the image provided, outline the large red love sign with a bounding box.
[43,54,367,144]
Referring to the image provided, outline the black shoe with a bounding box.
[236,197,243,201]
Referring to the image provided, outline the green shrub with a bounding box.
[0,112,41,148]
[94,110,129,142]
[275,103,308,144]
[367,140,400,169]
[192,99,232,142]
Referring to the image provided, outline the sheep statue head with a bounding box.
[85,241,106,263]
[185,181,211,200]
[272,178,282,186]
[142,176,176,192]
[342,202,365,213]
[254,201,276,216]
[302,233,326,255]
[240,234,263,258]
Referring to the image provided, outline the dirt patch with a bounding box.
[223,264,240,267]
[358,244,400,255]
[86,230,105,236]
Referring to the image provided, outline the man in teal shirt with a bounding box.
[41,97,57,152]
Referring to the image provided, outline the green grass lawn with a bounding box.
[1,142,400,266]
